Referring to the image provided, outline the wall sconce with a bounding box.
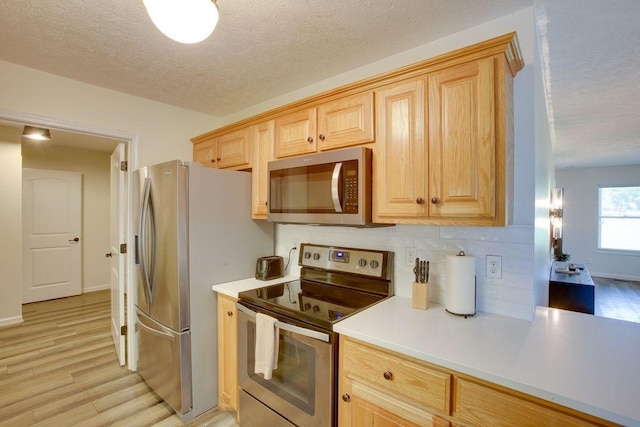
[550,188,564,239]
[22,126,51,141]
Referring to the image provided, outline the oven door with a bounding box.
[237,303,336,427]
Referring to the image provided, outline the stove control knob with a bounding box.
[370,260,379,269]
[313,252,320,260]
[358,259,367,267]
[304,251,311,259]
[303,303,311,311]
[313,305,320,313]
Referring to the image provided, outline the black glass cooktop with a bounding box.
[237,279,385,330]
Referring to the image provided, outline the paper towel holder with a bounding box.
[445,251,477,318]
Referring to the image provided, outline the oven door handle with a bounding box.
[236,303,330,343]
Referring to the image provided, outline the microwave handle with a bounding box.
[331,162,343,213]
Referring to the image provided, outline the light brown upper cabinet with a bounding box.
[191,33,523,226]
[373,40,519,226]
[274,91,375,158]
[373,78,427,220]
[193,128,251,170]
[251,120,275,219]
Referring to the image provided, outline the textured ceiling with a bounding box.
[0,0,639,168]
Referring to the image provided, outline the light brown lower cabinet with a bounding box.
[339,336,620,427]
[217,294,238,411]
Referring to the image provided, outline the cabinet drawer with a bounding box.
[342,337,451,415]
[454,378,618,427]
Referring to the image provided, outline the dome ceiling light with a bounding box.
[143,0,219,44]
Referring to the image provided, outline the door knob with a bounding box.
[105,252,113,258]
[69,237,80,243]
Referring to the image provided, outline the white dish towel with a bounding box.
[254,312,279,380]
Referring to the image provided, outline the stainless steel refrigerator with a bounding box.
[133,160,273,421]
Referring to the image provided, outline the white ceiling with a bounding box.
[0,0,639,167]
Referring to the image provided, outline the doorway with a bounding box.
[0,115,135,370]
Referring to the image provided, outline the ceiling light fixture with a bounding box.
[143,0,219,44]
[22,126,51,141]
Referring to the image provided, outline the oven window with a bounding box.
[246,322,316,415]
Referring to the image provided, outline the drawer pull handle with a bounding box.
[383,371,393,380]
[342,394,351,402]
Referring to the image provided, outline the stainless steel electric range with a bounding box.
[236,243,394,427]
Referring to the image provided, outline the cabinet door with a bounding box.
[373,78,426,221]
[274,108,317,158]
[193,139,217,168]
[217,294,238,410]
[217,128,251,169]
[317,91,374,151]
[251,120,274,219]
[428,58,495,219]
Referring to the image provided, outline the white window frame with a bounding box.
[597,184,640,255]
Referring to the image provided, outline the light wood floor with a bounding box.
[0,290,238,427]
[593,277,640,323]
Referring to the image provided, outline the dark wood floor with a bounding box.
[0,290,238,427]
[593,276,640,323]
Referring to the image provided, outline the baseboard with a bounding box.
[590,272,640,282]
[0,315,24,327]
[84,284,110,293]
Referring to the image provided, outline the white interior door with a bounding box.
[110,144,126,366]
[22,169,82,304]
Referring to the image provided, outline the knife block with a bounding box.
[412,281,430,310]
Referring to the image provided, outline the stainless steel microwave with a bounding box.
[267,147,372,226]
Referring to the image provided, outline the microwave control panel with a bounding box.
[344,163,358,213]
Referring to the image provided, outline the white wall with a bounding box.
[0,138,23,326]
[269,8,543,321]
[555,165,640,281]
[0,60,220,168]
[22,142,112,293]
[532,6,555,308]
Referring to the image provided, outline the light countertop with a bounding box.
[212,275,298,298]
[334,296,640,426]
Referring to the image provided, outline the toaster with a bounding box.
[255,256,284,281]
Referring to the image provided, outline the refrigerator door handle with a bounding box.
[137,315,176,341]
[139,177,156,306]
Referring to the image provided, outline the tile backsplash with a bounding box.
[275,223,535,320]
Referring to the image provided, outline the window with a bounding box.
[598,186,640,252]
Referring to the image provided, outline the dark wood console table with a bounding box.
[549,263,595,315]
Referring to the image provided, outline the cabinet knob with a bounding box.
[431,197,439,204]
[319,134,326,141]
[416,197,425,205]
[307,136,314,143]
[227,311,233,317]
[211,159,215,163]
[383,371,393,380]
[217,157,221,161]
[342,394,351,402]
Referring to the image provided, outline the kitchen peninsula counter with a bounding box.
[334,296,640,426]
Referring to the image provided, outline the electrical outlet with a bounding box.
[406,247,416,266]
[486,255,502,278]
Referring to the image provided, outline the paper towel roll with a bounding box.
[445,253,476,316]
